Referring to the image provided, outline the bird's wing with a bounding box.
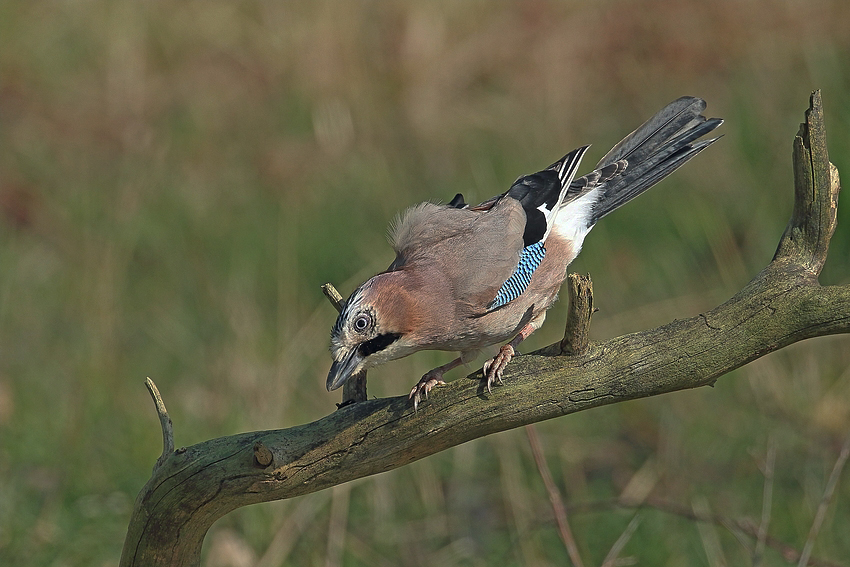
[386,146,589,314]
[486,146,588,310]
[388,199,527,312]
[492,146,590,247]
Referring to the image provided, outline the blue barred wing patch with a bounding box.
[488,241,546,310]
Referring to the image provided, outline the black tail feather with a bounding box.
[587,97,722,224]
[596,97,707,168]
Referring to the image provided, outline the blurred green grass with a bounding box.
[1,1,850,565]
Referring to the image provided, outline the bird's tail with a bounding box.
[580,96,723,224]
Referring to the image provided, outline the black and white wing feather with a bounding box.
[488,145,589,310]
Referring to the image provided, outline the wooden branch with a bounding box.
[774,91,840,275]
[321,282,345,312]
[120,92,848,567]
[560,273,594,356]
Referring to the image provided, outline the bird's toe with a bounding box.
[408,372,446,410]
[483,344,515,392]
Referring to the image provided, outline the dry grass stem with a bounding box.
[255,493,330,567]
[693,497,729,567]
[798,434,850,567]
[600,514,641,567]
[325,484,352,567]
[566,498,847,567]
[754,436,776,567]
[526,424,585,567]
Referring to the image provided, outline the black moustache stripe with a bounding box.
[358,333,402,357]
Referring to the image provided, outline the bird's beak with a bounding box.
[327,347,363,391]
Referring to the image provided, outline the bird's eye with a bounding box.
[353,313,371,333]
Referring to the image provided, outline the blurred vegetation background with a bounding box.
[2,1,850,566]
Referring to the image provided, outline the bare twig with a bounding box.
[322,283,345,312]
[774,90,839,274]
[526,424,584,567]
[798,434,850,567]
[560,273,594,356]
[340,371,368,405]
[144,377,174,471]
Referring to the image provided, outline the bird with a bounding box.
[327,96,722,409]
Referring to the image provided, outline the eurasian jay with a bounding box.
[327,96,722,409]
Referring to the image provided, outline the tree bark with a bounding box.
[120,91,846,567]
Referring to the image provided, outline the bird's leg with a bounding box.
[482,323,536,392]
[409,357,464,411]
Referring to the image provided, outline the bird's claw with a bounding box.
[482,344,515,393]
[408,371,446,411]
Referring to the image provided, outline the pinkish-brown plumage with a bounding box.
[328,97,722,408]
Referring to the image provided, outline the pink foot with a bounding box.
[482,344,516,392]
[408,369,446,411]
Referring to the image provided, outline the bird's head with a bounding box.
[327,272,418,391]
